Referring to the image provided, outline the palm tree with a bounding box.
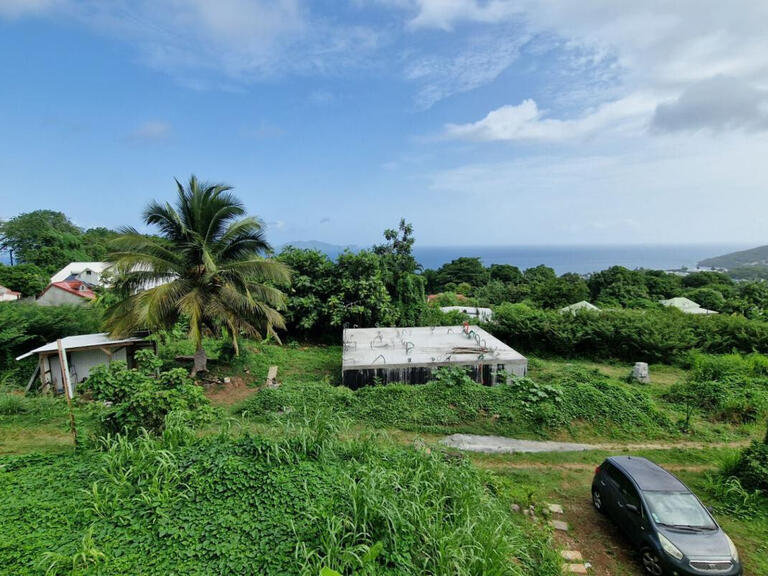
[105,176,290,375]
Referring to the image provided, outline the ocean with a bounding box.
[0,243,751,276]
[411,244,750,275]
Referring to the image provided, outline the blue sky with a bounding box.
[1,1,767,247]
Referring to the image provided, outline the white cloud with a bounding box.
[423,132,768,244]
[445,93,656,141]
[405,30,527,108]
[127,121,171,142]
[0,0,61,17]
[2,1,382,82]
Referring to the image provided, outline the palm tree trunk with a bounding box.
[191,343,207,376]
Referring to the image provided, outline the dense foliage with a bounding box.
[666,353,768,424]
[241,366,671,438]
[85,351,213,435]
[490,303,768,363]
[0,418,560,575]
[0,302,102,379]
[0,210,117,274]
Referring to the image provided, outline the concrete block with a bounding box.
[560,551,583,561]
[550,520,569,531]
[562,564,588,574]
[548,503,564,514]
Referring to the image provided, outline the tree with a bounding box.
[374,219,425,325]
[277,247,335,336]
[105,176,290,375]
[433,257,488,291]
[0,263,47,296]
[489,264,523,284]
[0,210,89,273]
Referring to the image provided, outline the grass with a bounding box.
[1,342,767,575]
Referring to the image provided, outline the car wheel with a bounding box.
[641,547,665,576]
[592,489,605,514]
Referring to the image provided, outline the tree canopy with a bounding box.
[104,176,290,374]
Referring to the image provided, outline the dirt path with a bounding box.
[440,433,750,454]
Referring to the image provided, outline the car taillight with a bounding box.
[594,465,601,475]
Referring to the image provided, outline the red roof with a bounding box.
[41,280,96,300]
[0,285,21,297]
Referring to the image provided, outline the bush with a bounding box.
[489,303,768,363]
[240,366,671,438]
[733,440,768,492]
[85,352,213,435]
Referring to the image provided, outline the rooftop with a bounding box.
[16,333,147,360]
[610,456,688,492]
[51,262,112,284]
[342,325,526,370]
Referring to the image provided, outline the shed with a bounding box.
[0,284,21,302]
[342,325,527,389]
[439,306,493,321]
[16,333,154,395]
[659,297,718,315]
[560,300,600,314]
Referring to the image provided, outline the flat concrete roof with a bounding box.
[342,325,526,371]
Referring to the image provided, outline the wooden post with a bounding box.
[56,339,78,447]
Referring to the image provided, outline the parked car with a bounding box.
[592,456,742,576]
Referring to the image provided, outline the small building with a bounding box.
[16,333,154,395]
[659,297,718,315]
[0,284,21,302]
[342,325,527,389]
[560,300,600,314]
[51,262,112,288]
[440,306,493,322]
[36,280,96,306]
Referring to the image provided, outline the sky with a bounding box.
[0,0,767,247]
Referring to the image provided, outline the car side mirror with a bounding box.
[626,504,640,515]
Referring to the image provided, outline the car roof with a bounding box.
[607,456,688,492]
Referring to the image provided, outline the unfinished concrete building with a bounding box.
[342,325,527,389]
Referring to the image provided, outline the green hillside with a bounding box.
[699,245,768,268]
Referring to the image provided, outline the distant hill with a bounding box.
[699,245,768,269]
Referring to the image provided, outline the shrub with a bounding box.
[240,366,671,438]
[489,303,768,363]
[85,352,213,435]
[733,440,768,492]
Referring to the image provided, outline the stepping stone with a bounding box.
[548,503,564,514]
[562,564,588,574]
[560,551,583,562]
[550,520,569,531]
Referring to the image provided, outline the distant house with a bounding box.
[36,280,96,306]
[0,284,21,302]
[440,306,493,322]
[16,333,154,395]
[659,297,718,315]
[560,301,600,314]
[50,262,112,288]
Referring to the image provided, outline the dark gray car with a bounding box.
[591,456,742,576]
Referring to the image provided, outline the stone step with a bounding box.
[560,550,583,562]
[562,563,588,574]
[550,519,569,531]
[548,503,564,514]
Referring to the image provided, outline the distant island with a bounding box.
[699,245,768,280]
[699,245,768,268]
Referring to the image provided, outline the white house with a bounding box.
[440,306,494,322]
[0,284,21,302]
[659,297,718,315]
[16,333,154,395]
[50,262,112,288]
[560,301,600,314]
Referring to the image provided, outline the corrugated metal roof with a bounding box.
[16,333,146,361]
[50,262,112,284]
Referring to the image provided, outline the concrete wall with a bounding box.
[342,360,526,389]
[37,287,89,307]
